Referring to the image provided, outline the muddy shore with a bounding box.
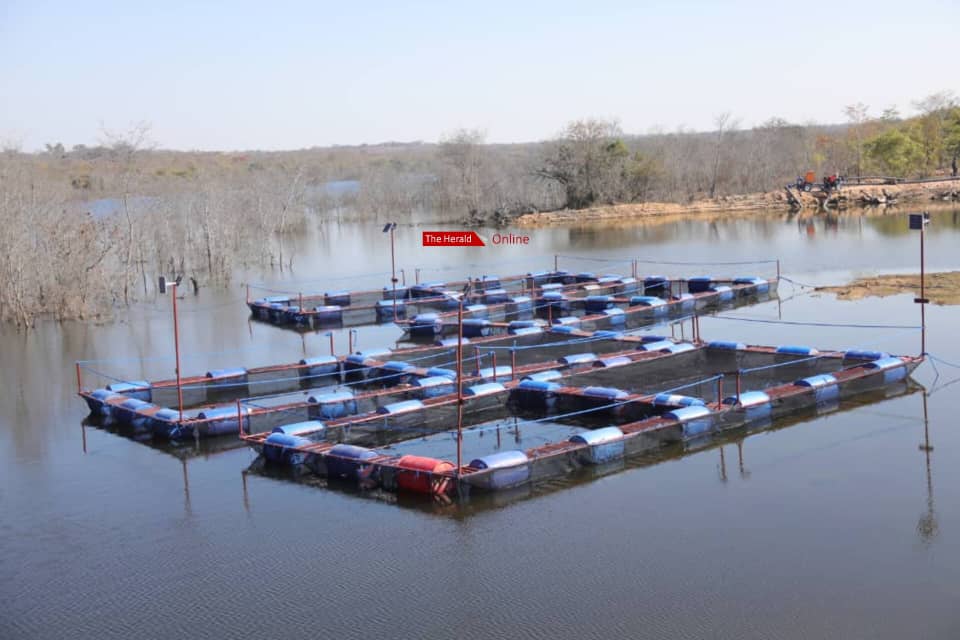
[515,178,960,227]
[817,271,960,306]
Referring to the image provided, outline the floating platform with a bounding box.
[243,348,921,495]
[248,269,776,332]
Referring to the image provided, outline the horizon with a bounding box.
[1,0,958,152]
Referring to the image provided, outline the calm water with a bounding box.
[3,207,960,639]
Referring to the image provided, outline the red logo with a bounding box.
[422,231,486,247]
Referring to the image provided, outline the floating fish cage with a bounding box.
[245,348,921,496]
[247,267,778,333]
[396,276,777,340]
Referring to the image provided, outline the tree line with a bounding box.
[2,90,957,328]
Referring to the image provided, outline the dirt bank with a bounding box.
[817,271,960,306]
[514,178,960,227]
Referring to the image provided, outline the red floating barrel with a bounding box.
[396,455,455,494]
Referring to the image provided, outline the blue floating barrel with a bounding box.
[593,355,632,368]
[687,276,713,294]
[326,444,379,480]
[708,340,746,351]
[722,390,772,421]
[864,356,908,383]
[376,399,425,415]
[506,295,533,314]
[540,283,564,293]
[723,390,771,408]
[542,291,570,314]
[665,405,715,438]
[465,303,488,319]
[465,381,507,397]
[263,432,312,465]
[734,277,770,293]
[411,282,445,298]
[474,365,512,382]
[300,356,340,379]
[106,380,151,402]
[272,420,326,441]
[526,271,551,286]
[382,286,409,300]
[468,450,530,490]
[119,398,155,429]
[197,405,252,436]
[583,386,629,400]
[639,339,675,352]
[435,336,471,347]
[268,302,287,322]
[630,296,667,316]
[517,379,561,392]
[409,313,442,337]
[85,388,120,415]
[264,295,290,304]
[570,426,625,464]
[843,349,889,361]
[640,334,668,343]
[776,345,819,357]
[313,305,343,323]
[794,374,840,403]
[550,270,576,285]
[412,375,455,399]
[585,295,614,313]
[324,290,351,307]
[559,352,597,366]
[522,370,563,382]
[709,284,734,301]
[672,292,696,309]
[575,271,596,283]
[462,318,493,338]
[593,330,623,339]
[375,360,416,381]
[508,319,538,330]
[643,276,670,297]
[614,277,639,295]
[552,316,579,326]
[206,367,247,381]
[550,324,576,334]
[308,391,358,419]
[510,326,542,337]
[117,398,153,426]
[483,288,509,304]
[653,393,705,407]
[426,367,457,380]
[602,308,625,325]
[665,342,696,354]
[375,299,406,320]
[150,408,183,436]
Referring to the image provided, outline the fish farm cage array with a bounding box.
[246,256,780,332]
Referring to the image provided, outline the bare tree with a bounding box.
[843,103,870,177]
[709,112,738,198]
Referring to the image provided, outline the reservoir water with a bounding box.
[2,207,960,639]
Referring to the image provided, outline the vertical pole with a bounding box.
[246,284,250,304]
[348,330,354,354]
[456,299,464,495]
[554,254,558,272]
[390,226,398,321]
[716,374,724,409]
[511,347,517,381]
[415,268,420,284]
[736,370,742,404]
[75,362,83,394]
[548,302,553,325]
[172,285,184,419]
[474,345,481,374]
[400,268,406,286]
[920,220,926,355]
[328,332,335,356]
[776,259,781,282]
[491,352,497,382]
[236,399,243,437]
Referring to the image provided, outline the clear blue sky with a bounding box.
[1,0,956,151]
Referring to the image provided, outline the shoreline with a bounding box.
[817,271,960,306]
[514,178,960,227]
